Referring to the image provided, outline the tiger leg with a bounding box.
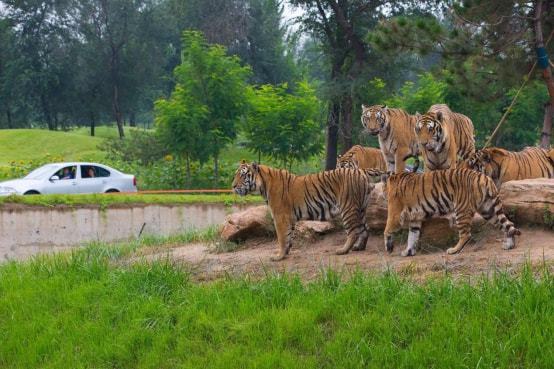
[479,196,521,250]
[394,150,408,174]
[336,206,365,255]
[446,212,473,254]
[352,224,369,251]
[383,213,401,253]
[285,223,295,255]
[270,215,292,261]
[401,222,421,257]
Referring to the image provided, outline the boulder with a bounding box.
[294,220,336,242]
[220,205,274,242]
[499,179,554,227]
[366,182,388,230]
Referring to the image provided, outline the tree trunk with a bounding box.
[340,94,353,153]
[535,0,554,147]
[113,84,125,139]
[185,155,191,188]
[130,111,136,127]
[214,154,219,188]
[325,101,340,170]
[6,109,12,129]
[41,94,54,130]
[541,102,553,148]
[90,112,96,137]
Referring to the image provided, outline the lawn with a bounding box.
[0,242,552,369]
[0,129,106,166]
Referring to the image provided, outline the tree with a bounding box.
[370,0,554,148]
[290,0,435,169]
[243,81,323,168]
[155,31,251,185]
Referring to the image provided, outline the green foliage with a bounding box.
[155,31,251,182]
[385,72,447,114]
[243,81,323,168]
[499,81,548,149]
[101,129,168,165]
[0,249,553,368]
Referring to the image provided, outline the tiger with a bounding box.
[361,105,420,173]
[415,104,475,170]
[232,161,376,261]
[370,168,520,257]
[336,145,387,171]
[463,146,554,188]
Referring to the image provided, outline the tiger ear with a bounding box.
[240,159,247,165]
[482,152,491,163]
[361,104,368,110]
[436,111,444,122]
[251,161,259,172]
[381,104,387,109]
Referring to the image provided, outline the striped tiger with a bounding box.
[464,146,554,188]
[232,161,376,261]
[415,104,475,170]
[336,145,387,171]
[361,105,420,173]
[372,168,520,257]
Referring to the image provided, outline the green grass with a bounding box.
[70,125,147,140]
[0,242,552,369]
[0,129,106,166]
[0,193,263,208]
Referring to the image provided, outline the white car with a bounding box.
[0,162,137,195]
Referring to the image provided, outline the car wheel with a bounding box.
[24,190,40,195]
[105,189,120,193]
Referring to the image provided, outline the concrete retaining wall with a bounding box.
[0,203,255,261]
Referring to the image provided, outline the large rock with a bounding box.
[294,220,336,242]
[366,182,388,230]
[220,205,274,242]
[500,179,554,226]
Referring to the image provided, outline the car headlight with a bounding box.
[0,186,17,195]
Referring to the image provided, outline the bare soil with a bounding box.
[131,225,554,281]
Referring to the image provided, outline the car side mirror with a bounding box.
[50,175,60,182]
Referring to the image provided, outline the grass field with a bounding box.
[0,241,552,369]
[0,193,263,207]
[0,129,106,166]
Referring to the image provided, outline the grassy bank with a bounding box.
[0,242,552,369]
[0,193,263,208]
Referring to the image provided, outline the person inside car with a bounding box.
[61,167,74,180]
[87,167,96,178]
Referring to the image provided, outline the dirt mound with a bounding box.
[131,225,554,281]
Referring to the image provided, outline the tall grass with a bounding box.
[0,244,552,368]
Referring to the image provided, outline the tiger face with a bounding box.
[415,111,444,152]
[336,153,359,169]
[465,150,497,178]
[361,104,388,135]
[232,161,260,196]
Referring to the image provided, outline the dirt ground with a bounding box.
[132,225,554,281]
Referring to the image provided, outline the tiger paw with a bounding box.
[270,254,286,262]
[401,248,415,257]
[446,247,461,255]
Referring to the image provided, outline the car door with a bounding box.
[77,165,110,193]
[41,166,78,194]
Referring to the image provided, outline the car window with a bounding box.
[81,165,110,178]
[54,166,77,180]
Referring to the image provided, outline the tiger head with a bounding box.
[361,104,389,135]
[232,160,261,196]
[336,152,359,169]
[464,148,501,179]
[415,111,445,152]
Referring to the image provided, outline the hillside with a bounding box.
[0,129,106,166]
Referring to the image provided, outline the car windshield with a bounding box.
[24,164,60,180]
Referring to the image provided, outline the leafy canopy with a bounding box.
[243,81,323,168]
